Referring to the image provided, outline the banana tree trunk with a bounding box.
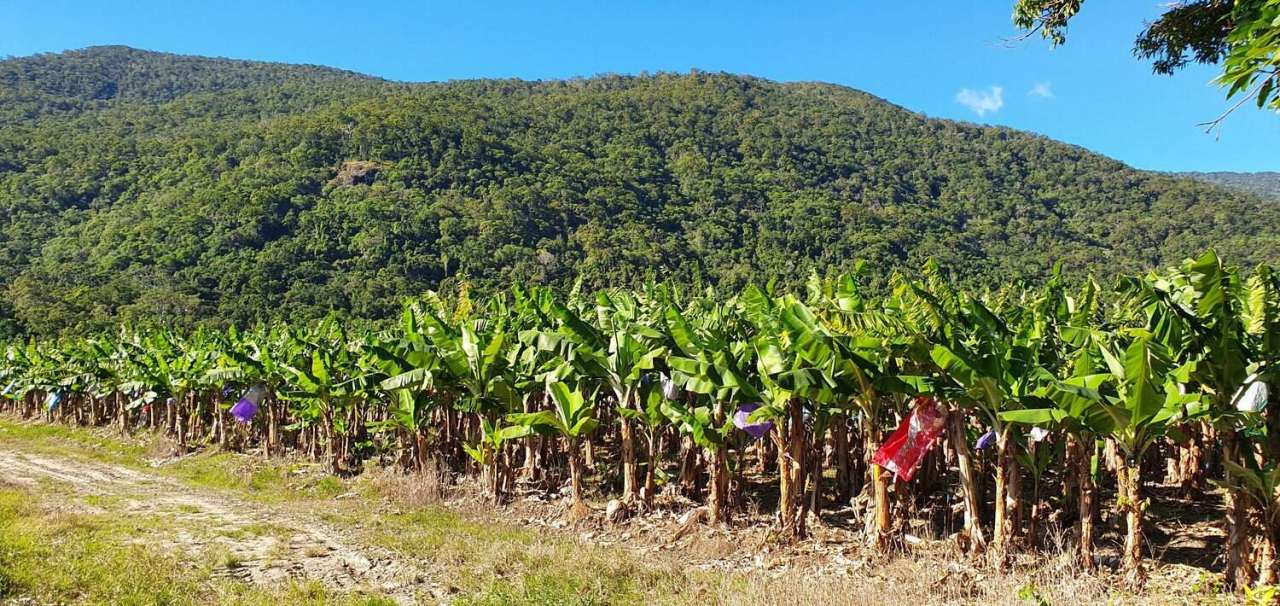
[620,415,639,502]
[165,397,176,437]
[1259,516,1279,587]
[756,434,773,475]
[176,393,189,452]
[415,427,430,472]
[266,397,278,457]
[776,399,807,540]
[871,461,891,547]
[862,411,893,549]
[949,411,986,554]
[116,392,128,436]
[832,414,852,502]
[1009,439,1023,541]
[1223,430,1255,589]
[1117,457,1146,587]
[323,404,339,473]
[707,443,729,524]
[678,435,699,497]
[441,407,454,466]
[522,393,541,480]
[806,432,823,521]
[1173,423,1206,490]
[1028,470,1041,550]
[188,392,202,446]
[566,436,589,521]
[707,400,730,524]
[215,396,227,448]
[993,425,1015,556]
[1076,437,1097,570]
[644,431,659,508]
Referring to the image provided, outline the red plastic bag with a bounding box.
[872,396,948,482]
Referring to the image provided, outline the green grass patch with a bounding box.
[0,487,205,604]
[0,417,348,506]
[0,418,692,605]
[81,494,126,508]
[0,418,147,464]
[369,507,535,554]
[162,450,348,504]
[353,506,683,605]
[218,521,290,541]
[0,487,395,605]
[459,571,641,606]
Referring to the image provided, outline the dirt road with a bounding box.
[0,449,442,605]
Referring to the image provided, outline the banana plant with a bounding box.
[1003,369,1113,563]
[1217,458,1280,587]
[922,283,1057,555]
[1096,329,1202,585]
[119,330,218,451]
[411,296,519,500]
[806,296,922,545]
[1121,250,1262,587]
[279,319,371,472]
[205,324,298,454]
[619,383,676,505]
[1013,429,1060,548]
[508,379,600,519]
[740,286,820,541]
[744,282,913,543]
[663,295,758,524]
[373,307,449,471]
[460,415,534,504]
[503,292,567,483]
[86,334,139,434]
[548,290,667,503]
[0,345,22,411]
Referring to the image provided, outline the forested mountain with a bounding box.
[2,46,1278,336]
[0,45,382,124]
[1178,171,1280,200]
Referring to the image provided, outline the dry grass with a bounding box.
[360,464,451,508]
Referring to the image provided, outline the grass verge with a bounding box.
[0,487,392,605]
[0,416,1230,605]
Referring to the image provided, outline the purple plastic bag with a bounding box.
[733,403,773,440]
[975,429,996,450]
[229,398,258,423]
[229,385,266,423]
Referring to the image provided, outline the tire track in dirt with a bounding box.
[0,449,442,605]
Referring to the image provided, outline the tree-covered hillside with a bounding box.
[2,46,1278,336]
[1178,171,1280,200]
[0,45,383,125]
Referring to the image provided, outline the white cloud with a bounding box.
[1028,81,1054,99]
[955,86,1004,117]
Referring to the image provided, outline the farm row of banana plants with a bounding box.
[2,251,1278,591]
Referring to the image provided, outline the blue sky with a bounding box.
[3,0,1277,172]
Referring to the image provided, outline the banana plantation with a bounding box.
[4,250,1280,592]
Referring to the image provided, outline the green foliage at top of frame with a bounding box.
[3,46,1280,337]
